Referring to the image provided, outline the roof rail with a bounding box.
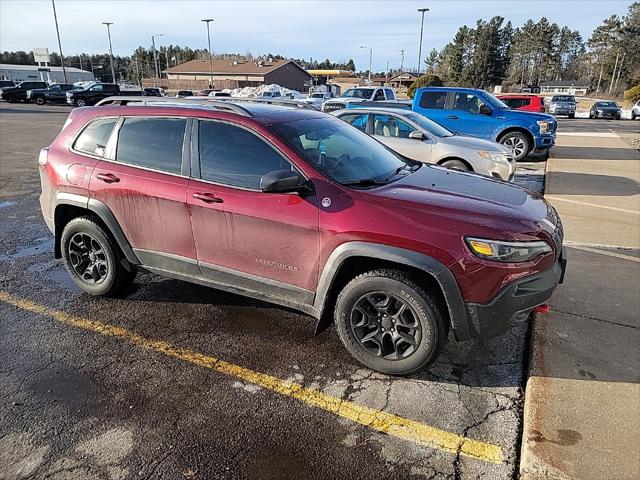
[214,97,319,111]
[95,96,253,116]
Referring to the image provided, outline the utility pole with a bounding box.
[360,46,372,83]
[102,22,116,83]
[201,19,214,88]
[400,49,405,71]
[151,33,163,86]
[51,0,68,83]
[417,7,429,75]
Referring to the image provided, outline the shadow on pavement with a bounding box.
[546,171,640,196]
[552,145,640,160]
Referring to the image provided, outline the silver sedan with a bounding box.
[332,108,516,181]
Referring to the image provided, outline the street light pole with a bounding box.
[151,33,163,87]
[51,0,68,83]
[417,7,430,76]
[102,22,116,83]
[360,46,372,83]
[201,19,214,88]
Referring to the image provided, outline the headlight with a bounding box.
[477,151,509,163]
[537,120,550,134]
[466,237,552,263]
[596,109,603,114]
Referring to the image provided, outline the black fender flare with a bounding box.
[53,192,140,265]
[312,242,471,340]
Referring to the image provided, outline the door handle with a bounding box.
[448,115,459,120]
[193,192,223,204]
[96,173,120,183]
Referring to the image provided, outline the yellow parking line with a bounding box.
[0,290,504,464]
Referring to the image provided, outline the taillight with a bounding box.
[38,148,49,167]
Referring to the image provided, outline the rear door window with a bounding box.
[73,117,118,157]
[116,117,186,174]
[452,92,488,114]
[372,114,415,138]
[384,89,395,100]
[339,113,369,132]
[418,91,447,109]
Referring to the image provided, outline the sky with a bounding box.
[0,0,633,72]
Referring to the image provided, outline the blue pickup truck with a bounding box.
[411,87,556,160]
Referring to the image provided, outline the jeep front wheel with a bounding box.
[61,216,135,296]
[499,131,531,161]
[335,269,448,375]
[35,96,46,105]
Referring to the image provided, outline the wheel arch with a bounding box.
[313,242,471,340]
[436,156,474,172]
[53,193,139,265]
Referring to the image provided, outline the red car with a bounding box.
[498,94,546,113]
[38,98,566,374]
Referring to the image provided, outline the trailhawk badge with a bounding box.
[321,197,332,208]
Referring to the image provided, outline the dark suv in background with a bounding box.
[0,80,48,102]
[27,83,76,105]
[38,98,566,375]
[66,83,120,107]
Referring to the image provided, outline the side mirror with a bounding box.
[261,169,308,194]
[408,130,424,140]
[479,104,492,116]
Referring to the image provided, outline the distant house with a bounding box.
[0,64,94,83]
[388,71,419,90]
[539,80,589,96]
[165,59,312,92]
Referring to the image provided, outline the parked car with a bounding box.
[143,87,164,97]
[547,95,576,118]
[303,92,334,109]
[208,91,231,97]
[589,101,622,119]
[0,80,15,88]
[497,95,546,113]
[175,90,194,98]
[333,108,516,181]
[27,83,76,105]
[196,89,217,96]
[322,87,397,113]
[411,87,557,161]
[0,81,48,102]
[39,100,565,374]
[632,100,640,120]
[66,83,120,107]
[259,91,282,98]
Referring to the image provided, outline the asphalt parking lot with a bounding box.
[0,102,636,480]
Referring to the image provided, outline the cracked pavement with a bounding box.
[1,103,529,479]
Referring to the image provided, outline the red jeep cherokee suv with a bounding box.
[39,98,566,374]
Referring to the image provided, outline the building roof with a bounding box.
[539,80,589,87]
[0,63,91,74]
[389,71,419,81]
[166,59,310,77]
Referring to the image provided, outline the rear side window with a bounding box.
[116,117,186,174]
[419,91,446,109]
[503,98,530,109]
[339,113,369,132]
[372,114,415,138]
[384,89,395,100]
[73,117,118,157]
[198,121,292,190]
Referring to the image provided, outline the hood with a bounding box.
[367,165,550,238]
[499,108,554,122]
[439,134,511,154]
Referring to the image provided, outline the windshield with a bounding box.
[597,102,618,108]
[270,116,416,186]
[404,112,453,138]
[552,96,575,102]
[311,93,324,98]
[481,91,509,110]
[343,88,374,99]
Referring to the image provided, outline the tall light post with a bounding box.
[151,33,163,86]
[360,45,372,83]
[102,22,116,83]
[51,0,68,83]
[201,19,214,88]
[417,7,430,75]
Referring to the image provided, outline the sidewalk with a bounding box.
[520,133,640,479]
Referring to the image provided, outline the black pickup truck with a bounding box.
[27,83,76,105]
[66,83,121,107]
[0,81,48,102]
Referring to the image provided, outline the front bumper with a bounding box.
[550,107,575,115]
[462,247,566,339]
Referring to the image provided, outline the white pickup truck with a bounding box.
[321,86,397,112]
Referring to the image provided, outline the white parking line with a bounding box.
[565,243,640,263]
[556,132,619,137]
[0,150,36,156]
[545,196,640,215]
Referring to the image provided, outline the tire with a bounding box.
[61,216,135,297]
[34,96,45,105]
[568,113,575,119]
[499,131,531,161]
[440,159,471,172]
[335,269,449,375]
[74,98,87,107]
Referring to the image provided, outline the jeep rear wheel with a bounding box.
[61,216,135,296]
[499,131,531,161]
[35,96,45,105]
[335,269,448,375]
[75,98,86,107]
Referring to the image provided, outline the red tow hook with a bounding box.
[535,304,550,314]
